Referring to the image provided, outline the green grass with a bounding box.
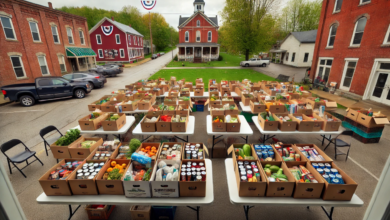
[149,69,277,89]
[337,103,347,109]
[166,52,247,67]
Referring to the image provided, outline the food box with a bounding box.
[226,115,241,132]
[130,206,151,220]
[211,115,226,132]
[68,137,103,159]
[158,142,183,160]
[265,102,287,113]
[291,114,314,131]
[86,141,122,160]
[182,143,209,160]
[179,159,207,197]
[324,101,338,111]
[286,162,325,199]
[136,143,161,161]
[322,162,358,201]
[123,161,155,198]
[272,113,297,131]
[88,95,113,111]
[150,160,180,197]
[294,144,333,163]
[250,100,266,113]
[100,101,121,112]
[78,113,108,131]
[313,112,341,131]
[258,113,278,131]
[254,144,283,162]
[176,105,190,117]
[121,99,138,112]
[50,136,84,159]
[234,86,242,96]
[210,104,225,115]
[305,98,325,109]
[169,90,179,97]
[260,161,296,197]
[86,205,115,220]
[102,113,126,131]
[241,94,255,106]
[68,159,106,195]
[180,91,190,96]
[140,115,159,132]
[171,115,188,132]
[164,97,177,105]
[162,105,177,115]
[356,112,389,128]
[221,96,235,105]
[196,78,203,83]
[273,144,307,162]
[227,144,258,164]
[297,108,313,115]
[178,97,192,106]
[156,115,172,132]
[225,104,239,115]
[346,108,366,121]
[194,87,204,96]
[310,114,324,132]
[39,159,82,196]
[96,159,131,195]
[288,93,301,100]
[234,159,267,197]
[146,105,163,117]
[138,98,152,110]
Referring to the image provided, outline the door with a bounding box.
[36,78,55,99]
[370,73,390,105]
[52,78,73,98]
[195,48,201,58]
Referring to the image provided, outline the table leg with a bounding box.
[174,135,189,143]
[140,135,152,142]
[187,206,200,220]
[243,205,254,220]
[239,136,248,143]
[211,135,223,158]
[321,206,334,220]
[68,205,81,220]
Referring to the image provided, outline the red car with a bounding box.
[157,53,161,57]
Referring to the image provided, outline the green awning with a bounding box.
[66,47,96,57]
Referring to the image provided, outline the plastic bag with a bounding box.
[158,161,167,169]
[131,153,152,164]
[225,115,231,123]
[172,171,179,181]
[155,169,163,181]
[163,166,173,174]
[166,173,173,181]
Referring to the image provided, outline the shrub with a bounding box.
[218,55,223,61]
[174,55,178,61]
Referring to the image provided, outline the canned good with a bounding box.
[77,169,83,174]
[247,170,253,179]
[182,168,187,172]
[322,174,330,183]
[246,165,251,170]
[241,176,247,182]
[191,168,196,172]
[186,151,192,159]
[244,161,250,166]
[95,168,101,173]
[325,164,332,169]
[191,172,197,181]
[88,163,94,167]
[181,172,186,181]
[253,168,259,174]
[238,161,244,166]
[106,154,111,158]
[192,154,198,159]
[335,174,345,184]
[316,168,324,175]
[196,176,202,181]
[182,164,187,168]
[201,171,206,181]
[329,174,336,182]
[88,176,94,180]
[186,172,192,181]
[250,162,256,166]
[240,170,247,176]
[318,163,325,169]
[199,162,204,167]
[324,168,330,175]
[84,172,90,177]
[196,168,201,172]
[200,167,206,171]
[77,173,84,179]
[295,154,301,161]
[262,151,268,159]
[268,151,275,159]
[331,178,339,184]
[99,162,105,167]
[312,163,318,169]
[198,152,203,159]
[192,162,197,168]
[83,169,89,173]
[187,162,192,166]
[91,172,97,177]
[196,172,201,176]
[330,168,338,175]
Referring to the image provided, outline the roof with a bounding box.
[178,12,218,27]
[89,17,144,37]
[290,30,317,43]
[269,49,287,53]
[194,0,205,3]
[176,42,219,47]
[66,47,96,57]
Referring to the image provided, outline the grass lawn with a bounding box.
[166,52,246,67]
[149,69,277,89]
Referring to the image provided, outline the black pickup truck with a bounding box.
[1,77,92,106]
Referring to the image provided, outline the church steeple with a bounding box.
[194,0,205,13]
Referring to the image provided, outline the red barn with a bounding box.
[89,17,144,63]
[177,0,219,62]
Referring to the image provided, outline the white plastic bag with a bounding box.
[163,166,173,174]
[166,173,173,181]
[225,115,231,123]
[172,171,179,181]
[156,169,163,181]
[158,161,167,169]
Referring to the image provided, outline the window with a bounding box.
[10,56,26,78]
[197,20,200,27]
[58,55,66,72]
[38,79,52,87]
[351,17,367,46]
[286,53,289,61]
[333,0,343,12]
[196,31,200,42]
[291,53,296,62]
[96,34,102,44]
[208,31,212,42]
[141,38,143,46]
[79,30,85,45]
[134,36,137,45]
[138,37,140,46]
[38,56,49,75]
[0,17,16,40]
[327,24,337,47]
[63,74,72,80]
[316,58,333,84]
[29,22,40,42]
[341,59,358,90]
[98,49,103,58]
[383,25,390,45]
[66,28,74,44]
[196,5,201,10]
[120,49,125,58]
[185,31,189,42]
[116,34,120,44]
[360,0,370,4]
[303,53,309,62]
[128,35,131,45]
[51,26,60,44]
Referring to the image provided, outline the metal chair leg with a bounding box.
[34,155,44,166]
[321,135,325,146]
[44,142,49,156]
[7,158,12,174]
[346,146,351,162]
[12,162,27,178]
[334,143,337,160]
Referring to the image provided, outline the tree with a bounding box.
[220,0,280,60]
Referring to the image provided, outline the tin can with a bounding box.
[196,172,201,177]
[322,174,330,183]
[268,151,275,159]
[329,174,336,182]
[187,162,192,166]
[192,162,197,168]
[95,168,101,173]
[240,170,246,176]
[196,168,201,172]
[324,168,330,175]
[262,151,268,159]
[325,163,332,170]
[196,176,202,182]
[181,172,186,181]
[89,169,95,173]
[182,164,187,168]
[186,151,191,159]
[237,161,244,166]
[187,172,192,181]
[87,175,94,180]
[244,161,250,166]
[277,149,283,157]
[199,162,204,167]
[246,165,252,171]
[83,169,89,173]
[241,176,247,182]
[318,163,325,169]
[94,163,99,168]
[201,171,206,181]
[77,173,84,179]
[198,152,203,159]
[316,168,324,175]
[330,168,338,175]
[257,151,263,159]
[191,167,196,172]
[182,168,186,172]
[200,167,206,172]
[253,168,259,174]
[77,169,83,174]
[192,154,198,159]
[312,163,318,169]
[191,172,197,181]
[99,162,105,167]
[335,174,345,184]
[331,178,339,184]
[84,172,90,177]
[250,162,256,166]
[91,172,97,177]
[247,170,253,179]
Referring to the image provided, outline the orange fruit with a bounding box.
[107,168,113,172]
[122,163,127,167]
[111,161,117,167]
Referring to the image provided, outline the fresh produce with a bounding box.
[106,113,120,121]
[289,165,318,183]
[263,164,288,182]
[210,94,218,101]
[144,117,158,122]
[124,138,141,159]
[171,115,186,122]
[95,97,110,105]
[80,140,96,149]
[88,112,102,121]
[55,129,80,146]
[103,161,127,180]
[213,116,224,123]
[160,115,172,122]
[260,112,275,121]
[138,145,158,159]
[243,144,251,156]
[179,97,190,101]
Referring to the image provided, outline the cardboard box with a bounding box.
[286,162,325,199]
[196,78,203,83]
[123,162,155,198]
[130,206,151,220]
[156,115,172,132]
[294,144,333,163]
[68,159,106,195]
[100,101,121,112]
[211,115,226,132]
[273,144,307,162]
[85,205,115,220]
[255,144,283,162]
[78,113,108,131]
[292,114,314,131]
[225,104,239,115]
[234,86,242,96]
[96,159,130,195]
[162,105,177,115]
[178,97,192,106]
[68,137,103,159]
[310,114,324,132]
[146,105,163,117]
[221,97,235,105]
[210,105,225,115]
[250,100,266,113]
[39,159,81,196]
[194,88,204,96]
[356,112,389,128]
[297,108,313,115]
[314,112,341,131]
[325,101,338,111]
[182,143,209,160]
[345,108,365,121]
[180,91,190,96]
[241,94,255,106]
[158,142,183,160]
[208,97,222,106]
[273,113,297,131]
[258,114,278,131]
[305,98,325,109]
[227,143,258,163]
[176,105,190,117]
[121,100,138,112]
[150,160,180,197]
[179,159,207,197]
[88,95,113,111]
[164,97,177,105]
[234,160,267,197]
[136,143,161,161]
[50,136,84,159]
[226,115,241,132]
[322,162,358,201]
[301,90,311,97]
[266,102,287,113]
[141,116,159,132]
[138,99,152,110]
[102,113,126,131]
[288,93,301,100]
[261,161,296,197]
[171,115,188,132]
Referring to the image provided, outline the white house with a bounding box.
[270,30,317,68]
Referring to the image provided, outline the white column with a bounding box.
[185,47,187,61]
[210,47,211,61]
[201,47,203,62]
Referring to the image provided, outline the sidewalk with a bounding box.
[163,66,243,69]
[0,94,10,105]
[124,58,152,68]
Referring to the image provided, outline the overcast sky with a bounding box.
[32,0,294,30]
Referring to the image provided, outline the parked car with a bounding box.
[160,52,165,55]
[152,54,158,59]
[106,62,125,68]
[157,53,161,57]
[62,72,107,89]
[102,64,123,73]
[1,77,91,107]
[240,58,270,67]
[88,65,120,77]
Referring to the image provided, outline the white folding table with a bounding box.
[37,159,214,220]
[132,116,195,142]
[206,115,253,158]
[71,116,135,140]
[224,158,363,220]
[239,102,252,112]
[252,116,343,144]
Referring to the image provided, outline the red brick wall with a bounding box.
[311,0,390,96]
[179,14,218,43]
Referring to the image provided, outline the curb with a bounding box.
[124,58,152,68]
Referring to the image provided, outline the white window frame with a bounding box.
[98,49,103,58]
[327,24,337,48]
[58,55,66,72]
[315,57,334,85]
[185,31,189,42]
[120,49,125,58]
[128,35,131,45]
[138,37,140,46]
[340,58,359,91]
[350,17,367,47]
[115,34,121,44]
[66,27,74,44]
[134,36,137,45]
[208,31,212,42]
[96,34,102,45]
[197,20,200,27]
[303,53,309,62]
[9,56,26,79]
[37,56,50,76]
[333,0,342,13]
[51,25,60,44]
[0,16,17,40]
[29,21,41,42]
[196,31,201,42]
[363,58,390,100]
[359,0,371,5]
[79,30,85,45]
[383,24,390,45]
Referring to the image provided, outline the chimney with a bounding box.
[48,2,53,9]
[111,16,114,21]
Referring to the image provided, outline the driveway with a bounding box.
[252,63,308,82]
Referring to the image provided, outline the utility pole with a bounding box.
[149,12,153,55]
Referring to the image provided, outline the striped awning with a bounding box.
[66,47,96,57]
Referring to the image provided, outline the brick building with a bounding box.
[0,0,96,87]
[312,0,390,105]
[177,0,219,62]
[89,17,144,63]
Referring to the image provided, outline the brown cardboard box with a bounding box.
[178,97,192,106]
[286,162,325,199]
[234,160,267,197]
[292,114,314,131]
[136,143,160,161]
[305,98,325,109]
[176,105,190,117]
[225,104,239,115]
[288,93,301,100]
[356,112,389,128]
[68,159,106,195]
[140,116,159,132]
[130,206,151,220]
[261,161,296,197]
[301,90,311,97]
[196,78,203,83]
[182,143,209,160]
[325,101,338,111]
[208,97,222,106]
[39,159,82,196]
[196,83,204,88]
[273,144,307,162]
[171,115,188,132]
[88,95,113,111]
[50,136,84,159]
[322,162,358,201]
[294,144,333,163]
[86,142,122,161]
[250,100,266,113]
[234,86,242,96]
[86,205,115,219]
[346,108,365,121]
[209,91,219,98]
[211,115,226,132]
[258,114,278,131]
[68,137,103,159]
[169,91,179,97]
[138,99,153,110]
[273,113,297,131]
[241,94,255,106]
[146,105,162,117]
[179,159,207,197]
[226,115,241,132]
[297,108,313,115]
[158,142,183,160]
[194,88,204,96]
[162,105,177,115]
[313,112,341,131]
[101,113,126,131]
[164,97,178,105]
[156,115,172,132]
[221,97,235,105]
[100,101,121,112]
[78,113,108,131]
[150,160,180,197]
[180,91,190,96]
[210,105,225,115]
[227,144,258,163]
[121,100,138,112]
[96,159,130,195]
[266,102,287,113]
[310,114,324,132]
[290,99,307,107]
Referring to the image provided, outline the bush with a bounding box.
[174,55,178,61]
[218,55,223,61]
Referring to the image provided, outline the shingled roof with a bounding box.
[291,30,317,43]
[178,12,218,27]
[89,17,144,37]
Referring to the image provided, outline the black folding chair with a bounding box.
[39,125,63,157]
[323,130,354,161]
[1,139,44,178]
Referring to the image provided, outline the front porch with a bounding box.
[269,49,287,64]
[177,43,220,62]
